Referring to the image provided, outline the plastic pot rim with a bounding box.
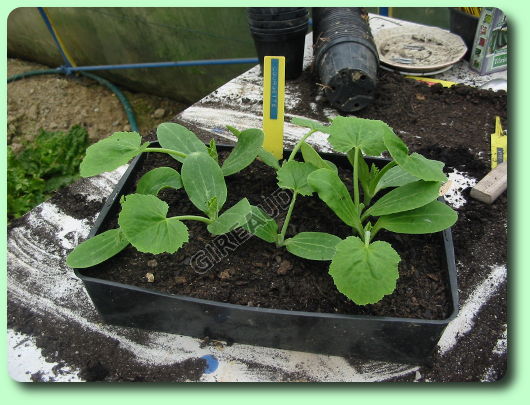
[248,10,308,21]
[449,7,480,21]
[315,36,379,64]
[250,31,308,43]
[249,23,308,35]
[247,7,305,15]
[248,15,309,29]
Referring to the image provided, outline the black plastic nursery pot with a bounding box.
[313,7,379,112]
[247,7,306,19]
[250,27,307,80]
[449,8,479,61]
[316,38,379,112]
[248,10,308,30]
[249,17,309,30]
[250,22,308,35]
[247,6,308,80]
[75,143,459,365]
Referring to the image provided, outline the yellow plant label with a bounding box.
[262,56,285,159]
[491,116,507,169]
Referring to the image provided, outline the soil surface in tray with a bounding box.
[85,151,452,320]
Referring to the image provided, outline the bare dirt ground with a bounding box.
[7,58,190,152]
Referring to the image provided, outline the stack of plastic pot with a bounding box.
[247,7,309,80]
[312,7,379,112]
[449,8,479,61]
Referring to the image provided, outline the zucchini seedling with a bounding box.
[227,118,342,262]
[305,116,458,305]
[66,122,264,268]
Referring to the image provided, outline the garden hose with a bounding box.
[7,69,139,132]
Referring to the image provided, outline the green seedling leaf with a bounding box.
[118,194,189,254]
[384,130,447,182]
[377,200,458,234]
[277,160,318,196]
[356,151,371,194]
[242,205,278,243]
[257,147,281,170]
[226,125,241,137]
[207,197,219,220]
[284,232,342,261]
[406,154,446,182]
[374,164,419,194]
[291,117,328,132]
[66,228,129,268]
[300,142,337,172]
[307,168,362,231]
[354,153,381,199]
[364,181,441,217]
[136,167,182,196]
[157,122,208,162]
[329,236,400,305]
[207,198,252,235]
[181,152,227,215]
[207,139,219,163]
[327,116,390,156]
[367,164,381,189]
[80,131,148,177]
[222,128,264,176]
[323,159,338,172]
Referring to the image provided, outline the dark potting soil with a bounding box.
[287,70,508,159]
[7,301,207,382]
[84,151,452,320]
